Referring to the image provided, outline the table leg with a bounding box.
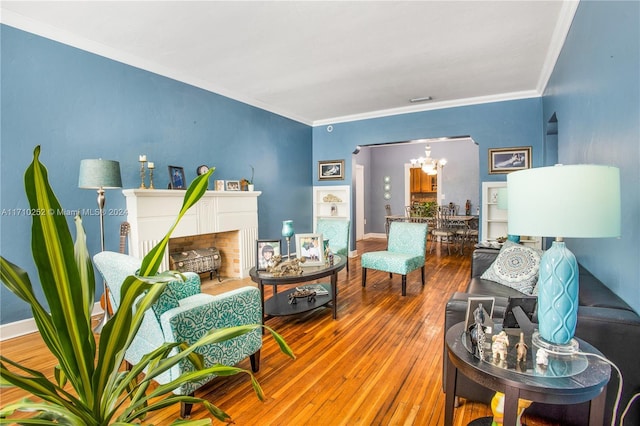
[331,271,338,319]
[588,385,607,426]
[258,279,265,325]
[444,351,457,426]
[503,385,519,426]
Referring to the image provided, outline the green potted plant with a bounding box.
[0,146,294,424]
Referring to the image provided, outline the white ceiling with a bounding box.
[1,1,579,126]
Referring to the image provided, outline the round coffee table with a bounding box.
[249,255,346,322]
[444,321,611,426]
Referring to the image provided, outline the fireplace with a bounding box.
[123,189,260,278]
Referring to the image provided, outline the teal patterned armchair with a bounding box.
[361,221,429,296]
[93,251,262,417]
[315,218,351,271]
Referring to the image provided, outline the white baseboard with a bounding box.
[0,302,104,341]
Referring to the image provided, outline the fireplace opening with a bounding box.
[169,231,240,280]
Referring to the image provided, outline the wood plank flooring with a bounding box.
[0,238,559,425]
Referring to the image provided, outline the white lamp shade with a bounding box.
[507,165,620,238]
[78,159,122,189]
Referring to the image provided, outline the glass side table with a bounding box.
[445,321,611,426]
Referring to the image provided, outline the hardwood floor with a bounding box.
[0,238,558,425]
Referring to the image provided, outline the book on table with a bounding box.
[295,284,329,295]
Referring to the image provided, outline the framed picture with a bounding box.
[464,296,495,330]
[168,166,186,189]
[318,159,345,180]
[215,180,225,191]
[295,233,324,266]
[488,146,532,174]
[256,239,281,271]
[225,180,240,191]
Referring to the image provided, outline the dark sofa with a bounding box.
[444,248,640,425]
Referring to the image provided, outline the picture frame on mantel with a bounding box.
[318,159,345,180]
[168,166,186,189]
[488,146,532,174]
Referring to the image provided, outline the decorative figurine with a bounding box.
[266,254,304,276]
[491,331,509,363]
[515,332,528,363]
[469,303,487,358]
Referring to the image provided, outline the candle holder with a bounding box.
[148,167,155,189]
[281,220,294,258]
[139,160,146,189]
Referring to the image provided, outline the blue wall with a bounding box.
[0,25,312,323]
[542,1,639,313]
[312,98,544,238]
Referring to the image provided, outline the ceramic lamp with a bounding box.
[507,165,620,348]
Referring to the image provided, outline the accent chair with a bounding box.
[93,251,262,418]
[315,217,351,271]
[361,221,429,296]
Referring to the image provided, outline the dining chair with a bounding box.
[361,221,429,296]
[430,206,456,255]
[455,217,479,255]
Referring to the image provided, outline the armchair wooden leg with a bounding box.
[180,394,194,418]
[389,272,393,279]
[362,268,367,287]
[421,266,425,286]
[401,275,407,296]
[250,350,261,373]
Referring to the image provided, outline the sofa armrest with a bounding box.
[471,249,499,278]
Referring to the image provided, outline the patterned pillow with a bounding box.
[480,240,543,295]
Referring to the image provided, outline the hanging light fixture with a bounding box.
[410,145,447,175]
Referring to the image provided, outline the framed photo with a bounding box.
[168,166,186,189]
[295,233,324,266]
[464,296,495,330]
[488,146,532,174]
[256,239,281,271]
[215,180,225,191]
[225,180,240,191]
[318,159,345,181]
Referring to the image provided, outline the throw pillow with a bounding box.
[480,240,543,295]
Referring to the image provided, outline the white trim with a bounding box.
[536,1,580,94]
[0,303,104,341]
[311,91,540,127]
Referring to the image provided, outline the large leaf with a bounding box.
[23,146,95,404]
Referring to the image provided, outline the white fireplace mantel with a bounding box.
[123,189,261,277]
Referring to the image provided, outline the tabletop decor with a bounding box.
[507,164,620,350]
[281,220,294,258]
[138,154,147,188]
[168,165,186,189]
[295,233,324,266]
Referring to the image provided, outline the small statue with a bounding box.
[469,303,487,358]
[515,332,528,363]
[491,331,509,363]
[288,289,316,304]
[267,255,304,276]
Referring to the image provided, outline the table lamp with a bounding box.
[496,187,520,243]
[78,159,123,333]
[507,164,620,351]
[281,220,294,258]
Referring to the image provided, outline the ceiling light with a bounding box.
[409,96,433,103]
[409,145,446,175]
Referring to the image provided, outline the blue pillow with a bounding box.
[480,240,543,295]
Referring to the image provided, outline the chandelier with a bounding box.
[410,145,447,175]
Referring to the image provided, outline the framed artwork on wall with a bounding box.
[488,146,532,174]
[318,159,345,180]
[168,166,186,189]
[256,239,281,271]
